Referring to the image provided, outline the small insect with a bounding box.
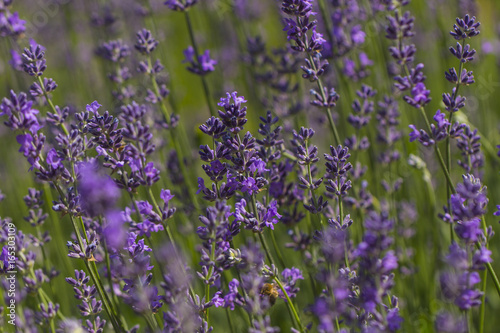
[260,283,279,306]
[116,142,126,152]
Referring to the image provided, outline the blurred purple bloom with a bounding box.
[9,49,22,71]
[160,189,174,204]
[211,291,224,308]
[136,219,164,238]
[0,11,25,37]
[262,200,282,230]
[78,162,120,217]
[103,210,128,250]
[387,308,403,331]
[435,312,467,333]
[351,25,365,44]
[183,46,217,75]
[450,14,480,40]
[472,246,492,269]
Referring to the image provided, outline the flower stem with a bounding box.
[269,230,286,268]
[479,268,487,333]
[53,183,125,332]
[184,10,217,117]
[272,275,305,333]
[307,52,341,145]
[474,241,500,298]
[36,76,69,136]
[146,187,197,300]
[416,106,457,194]
[147,58,201,212]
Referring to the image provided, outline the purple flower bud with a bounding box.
[134,29,158,55]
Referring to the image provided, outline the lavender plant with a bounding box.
[2,0,500,332]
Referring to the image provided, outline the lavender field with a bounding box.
[1,0,500,332]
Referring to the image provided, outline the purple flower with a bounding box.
[86,101,102,114]
[137,201,154,216]
[96,39,130,62]
[183,46,217,75]
[9,49,22,71]
[309,27,326,52]
[472,246,492,269]
[240,177,258,195]
[233,199,248,222]
[136,219,164,238]
[1,90,41,134]
[494,205,500,217]
[211,291,224,308]
[455,272,482,309]
[359,52,373,67]
[262,200,281,230]
[279,267,304,300]
[217,91,248,133]
[351,25,366,44]
[454,218,481,243]
[164,0,198,11]
[16,133,42,170]
[22,41,47,77]
[450,15,480,40]
[223,279,240,310]
[46,148,63,169]
[435,312,467,333]
[387,307,403,331]
[406,82,431,108]
[199,50,217,72]
[281,0,314,17]
[143,162,160,186]
[445,243,469,270]
[433,110,449,128]
[197,177,207,194]
[16,133,33,156]
[380,250,398,274]
[103,210,128,250]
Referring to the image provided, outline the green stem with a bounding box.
[102,237,119,307]
[184,10,217,117]
[146,187,197,300]
[225,307,236,333]
[399,60,456,195]
[479,268,487,333]
[147,57,201,212]
[416,106,456,194]
[258,232,275,268]
[445,39,465,241]
[269,231,286,268]
[272,276,305,333]
[295,14,341,145]
[53,183,124,332]
[474,241,500,298]
[205,241,216,325]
